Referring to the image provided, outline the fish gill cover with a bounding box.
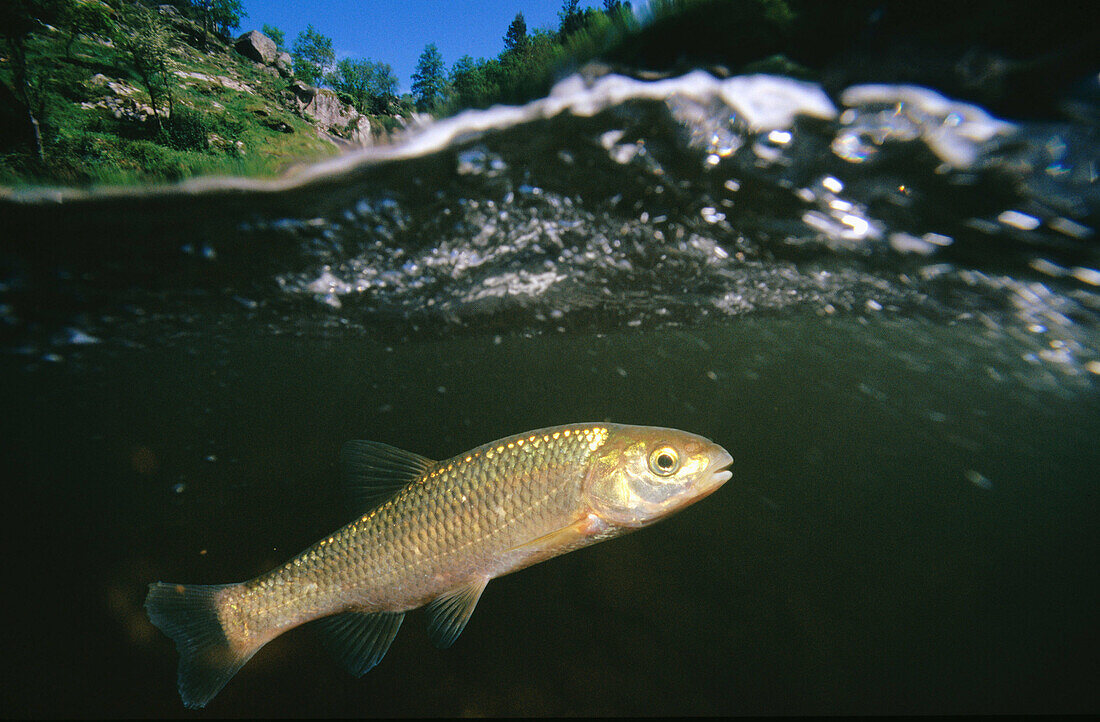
[2,68,1098,390]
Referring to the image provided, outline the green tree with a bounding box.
[210,0,245,36]
[327,58,398,115]
[0,0,63,162]
[261,23,285,50]
[292,24,334,86]
[365,61,399,114]
[449,55,498,109]
[190,0,245,44]
[115,2,178,137]
[60,0,112,59]
[558,0,588,37]
[503,12,527,52]
[411,43,446,112]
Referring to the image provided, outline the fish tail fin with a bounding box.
[145,581,257,709]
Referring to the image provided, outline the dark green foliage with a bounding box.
[437,0,795,115]
[327,58,398,115]
[442,3,638,113]
[558,0,590,38]
[166,107,208,150]
[411,43,446,112]
[503,13,527,52]
[261,23,285,50]
[0,0,68,161]
[0,0,808,185]
[291,24,334,86]
[211,0,246,36]
[60,0,113,59]
[448,55,496,110]
[191,0,246,39]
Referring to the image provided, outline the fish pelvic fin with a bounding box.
[145,581,257,709]
[318,610,405,676]
[425,577,489,649]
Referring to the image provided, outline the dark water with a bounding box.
[3,71,1098,715]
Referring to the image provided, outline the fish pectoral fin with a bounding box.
[317,610,405,677]
[341,440,436,511]
[504,514,610,557]
[424,577,489,649]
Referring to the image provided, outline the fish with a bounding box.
[145,422,733,708]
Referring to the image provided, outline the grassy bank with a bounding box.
[0,2,343,188]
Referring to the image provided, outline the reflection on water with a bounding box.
[1,70,1097,715]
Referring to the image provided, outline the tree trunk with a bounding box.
[25,104,44,163]
[138,66,165,138]
[4,34,45,163]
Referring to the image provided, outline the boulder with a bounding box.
[288,80,317,104]
[282,80,383,147]
[301,88,355,129]
[347,116,374,145]
[287,86,373,146]
[234,31,277,65]
[274,52,294,78]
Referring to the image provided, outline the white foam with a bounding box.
[840,84,1015,168]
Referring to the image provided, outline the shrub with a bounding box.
[166,108,208,151]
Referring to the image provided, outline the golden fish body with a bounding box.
[146,423,733,708]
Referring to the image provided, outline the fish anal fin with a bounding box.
[341,440,436,511]
[318,610,405,677]
[424,577,489,649]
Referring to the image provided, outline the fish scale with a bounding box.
[217,426,605,647]
[145,422,732,708]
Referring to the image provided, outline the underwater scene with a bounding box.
[3,15,1099,718]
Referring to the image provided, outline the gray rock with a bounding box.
[301,88,354,128]
[288,80,317,104]
[234,30,277,65]
[274,52,294,78]
[399,112,432,132]
[288,87,374,146]
[281,80,379,147]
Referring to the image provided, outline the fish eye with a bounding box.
[648,446,680,476]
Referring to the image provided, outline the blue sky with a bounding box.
[239,1,608,92]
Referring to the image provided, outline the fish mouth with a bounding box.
[702,448,734,490]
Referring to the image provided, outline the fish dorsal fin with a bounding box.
[424,577,490,649]
[341,440,435,511]
[318,610,406,677]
